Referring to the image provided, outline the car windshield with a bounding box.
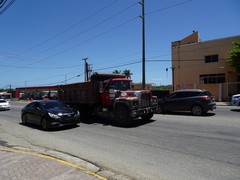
[0,100,7,103]
[41,101,67,110]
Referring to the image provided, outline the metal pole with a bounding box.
[141,0,146,90]
[82,58,88,82]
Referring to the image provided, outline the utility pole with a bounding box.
[140,0,146,90]
[88,63,93,81]
[82,58,88,82]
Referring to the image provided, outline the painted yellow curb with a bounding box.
[0,147,107,180]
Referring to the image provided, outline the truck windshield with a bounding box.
[111,81,131,91]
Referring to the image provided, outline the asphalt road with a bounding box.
[0,101,240,180]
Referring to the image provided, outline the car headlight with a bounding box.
[48,112,60,119]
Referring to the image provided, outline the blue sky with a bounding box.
[0,0,239,89]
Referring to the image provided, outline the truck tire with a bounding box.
[114,106,131,126]
[141,113,154,121]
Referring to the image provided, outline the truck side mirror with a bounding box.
[99,81,104,93]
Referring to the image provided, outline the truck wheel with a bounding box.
[114,106,131,126]
[141,113,154,121]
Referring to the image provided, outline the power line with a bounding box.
[24,16,139,66]
[14,55,229,86]
[0,0,15,15]
[4,1,137,65]
[145,0,192,15]
[93,60,142,72]
[25,2,139,61]
[3,1,139,72]
[6,0,119,58]
[0,63,82,69]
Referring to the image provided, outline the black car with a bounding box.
[157,89,216,116]
[21,100,80,130]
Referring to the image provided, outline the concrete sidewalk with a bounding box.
[216,101,229,106]
[0,146,107,180]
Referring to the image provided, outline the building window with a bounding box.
[205,54,219,63]
[200,74,225,84]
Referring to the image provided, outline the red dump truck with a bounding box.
[58,73,158,126]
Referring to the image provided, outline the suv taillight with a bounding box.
[201,95,210,100]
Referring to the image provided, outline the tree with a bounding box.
[228,41,240,72]
[122,69,133,79]
[112,70,121,74]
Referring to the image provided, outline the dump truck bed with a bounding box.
[58,81,100,104]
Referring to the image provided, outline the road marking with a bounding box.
[0,147,107,180]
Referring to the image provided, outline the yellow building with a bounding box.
[171,32,240,101]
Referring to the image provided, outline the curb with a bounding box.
[0,146,132,180]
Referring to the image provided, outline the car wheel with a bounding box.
[41,118,48,130]
[21,114,28,125]
[191,105,203,116]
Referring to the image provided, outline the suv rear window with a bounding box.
[201,91,212,96]
[175,91,201,98]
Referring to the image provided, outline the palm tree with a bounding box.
[112,70,121,74]
[122,69,133,79]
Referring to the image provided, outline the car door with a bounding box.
[165,92,190,111]
[171,92,188,111]
[176,92,195,111]
[164,92,181,111]
[30,102,44,125]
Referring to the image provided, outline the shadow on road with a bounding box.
[81,116,155,128]
[230,108,240,112]
[19,123,80,132]
[155,111,215,117]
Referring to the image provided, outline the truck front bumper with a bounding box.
[130,106,157,118]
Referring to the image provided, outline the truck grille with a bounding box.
[141,93,150,108]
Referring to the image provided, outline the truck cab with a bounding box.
[100,78,132,106]
[97,75,158,125]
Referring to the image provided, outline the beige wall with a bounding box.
[171,32,240,101]
[132,83,152,90]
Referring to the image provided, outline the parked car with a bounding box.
[21,100,80,130]
[157,89,216,116]
[231,94,240,106]
[0,99,10,110]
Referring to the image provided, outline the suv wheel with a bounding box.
[191,105,203,116]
